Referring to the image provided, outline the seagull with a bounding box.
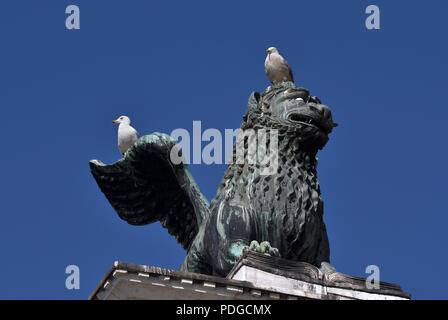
[112,115,139,155]
[264,47,294,84]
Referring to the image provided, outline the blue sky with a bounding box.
[0,0,446,299]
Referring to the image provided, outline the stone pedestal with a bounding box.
[89,252,410,300]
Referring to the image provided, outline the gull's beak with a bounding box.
[112,120,119,123]
[266,49,271,53]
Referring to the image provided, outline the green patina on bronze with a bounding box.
[90,82,338,277]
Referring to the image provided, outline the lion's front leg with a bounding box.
[210,204,257,276]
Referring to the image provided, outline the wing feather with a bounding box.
[90,133,209,250]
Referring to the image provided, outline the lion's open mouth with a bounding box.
[288,114,327,133]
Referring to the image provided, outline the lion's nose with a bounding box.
[309,103,333,120]
[311,104,338,128]
[309,103,327,114]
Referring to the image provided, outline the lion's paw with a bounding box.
[242,240,280,257]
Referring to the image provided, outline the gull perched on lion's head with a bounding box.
[112,115,139,155]
[265,47,294,84]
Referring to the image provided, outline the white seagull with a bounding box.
[264,47,294,84]
[112,115,139,155]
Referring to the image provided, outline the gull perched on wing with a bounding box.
[112,115,139,155]
[265,47,294,84]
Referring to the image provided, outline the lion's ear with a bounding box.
[243,91,260,125]
[247,91,260,112]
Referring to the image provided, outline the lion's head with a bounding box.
[243,82,338,152]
